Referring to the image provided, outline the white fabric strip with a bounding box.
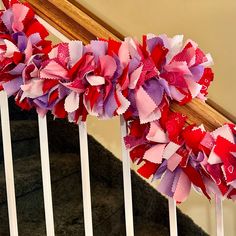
[120,116,134,236]
[38,115,55,236]
[0,91,18,236]
[168,198,178,236]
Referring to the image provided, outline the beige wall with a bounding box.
[76,0,236,235]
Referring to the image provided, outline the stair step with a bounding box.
[0,170,170,236]
[8,97,37,121]
[0,120,39,162]
[0,153,80,204]
[0,170,124,235]
[9,120,38,142]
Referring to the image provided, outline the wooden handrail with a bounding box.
[171,100,230,131]
[24,0,233,131]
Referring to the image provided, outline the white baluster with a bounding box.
[168,198,178,236]
[215,196,224,236]
[38,115,55,236]
[0,91,18,236]
[120,116,134,236]
[78,122,93,236]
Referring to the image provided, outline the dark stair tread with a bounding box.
[0,153,80,204]
[3,120,38,143]
[0,120,39,162]
[135,222,169,236]
[0,170,170,236]
[0,171,124,236]
[8,97,38,121]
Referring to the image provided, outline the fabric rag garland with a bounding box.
[1,1,236,203]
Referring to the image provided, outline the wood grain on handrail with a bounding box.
[171,99,231,131]
[24,0,233,131]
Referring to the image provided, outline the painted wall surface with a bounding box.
[75,0,236,235]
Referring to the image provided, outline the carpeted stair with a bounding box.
[0,98,208,236]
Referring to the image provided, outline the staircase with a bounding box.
[0,99,208,236]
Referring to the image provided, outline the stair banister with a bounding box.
[0,1,230,235]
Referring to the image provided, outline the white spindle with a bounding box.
[38,115,55,236]
[0,91,18,236]
[78,122,93,236]
[168,198,178,236]
[120,116,134,236]
[215,196,224,236]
